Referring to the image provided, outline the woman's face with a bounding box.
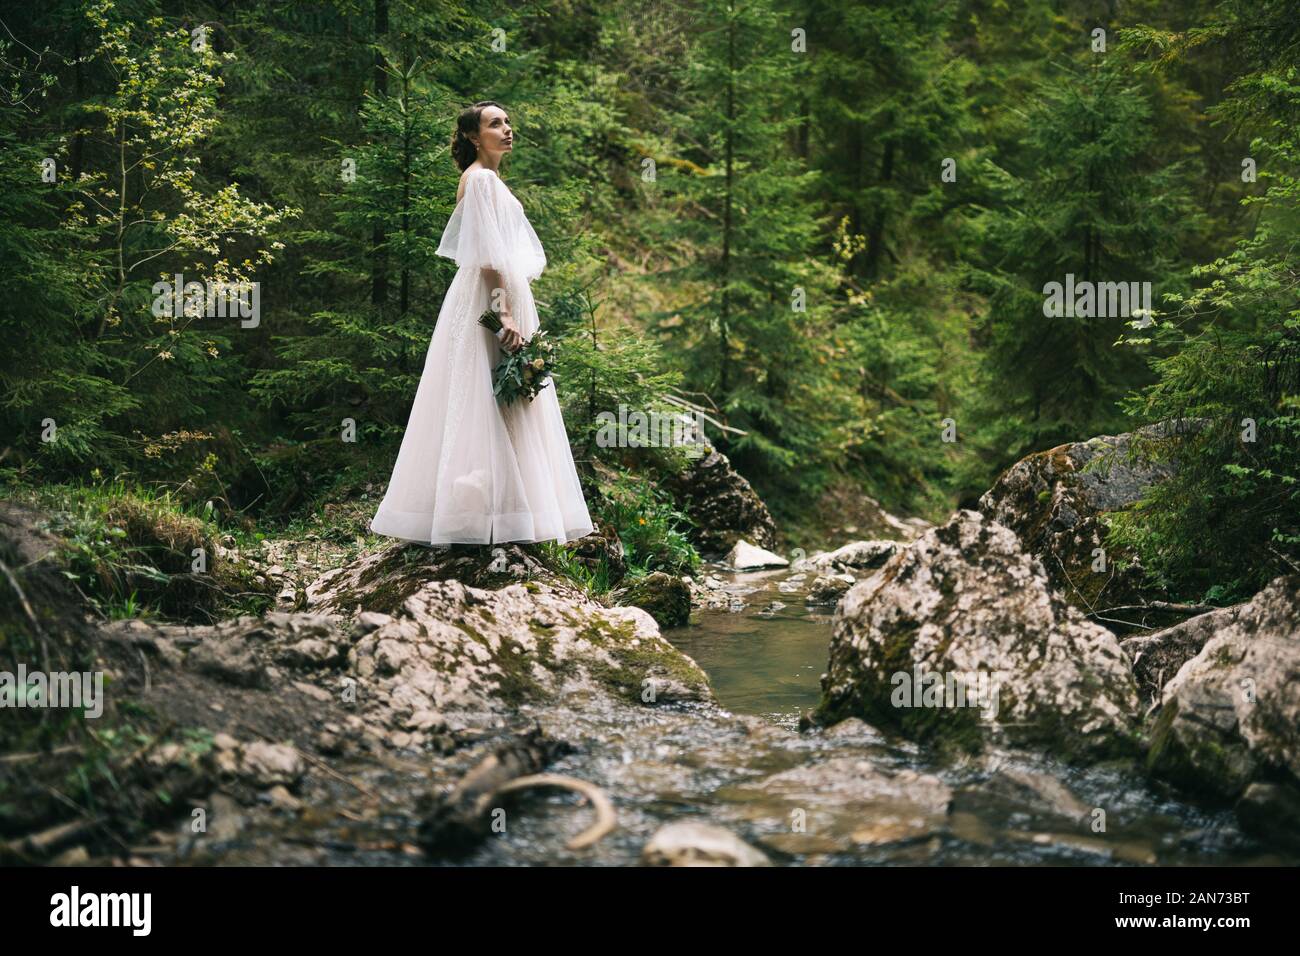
[471,106,513,159]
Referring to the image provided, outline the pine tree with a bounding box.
[0,55,111,473]
[959,55,1202,474]
[644,0,848,503]
[1,0,294,479]
[247,52,457,493]
[1105,0,1300,600]
[787,0,983,515]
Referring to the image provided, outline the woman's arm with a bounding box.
[482,267,524,352]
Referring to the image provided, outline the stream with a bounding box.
[667,569,832,728]
[449,563,1288,866]
[193,563,1294,867]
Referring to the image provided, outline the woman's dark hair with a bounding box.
[451,100,507,172]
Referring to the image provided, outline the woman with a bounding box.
[369,101,596,547]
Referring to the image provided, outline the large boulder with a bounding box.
[305,541,585,615]
[659,446,778,557]
[1145,575,1300,806]
[978,423,1196,631]
[813,510,1141,761]
[103,545,714,750]
[1120,600,1251,712]
[329,566,714,724]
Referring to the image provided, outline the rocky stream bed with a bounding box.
[3,428,1298,866]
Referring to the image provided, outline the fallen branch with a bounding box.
[1269,546,1300,575]
[660,392,746,436]
[1089,601,1217,616]
[418,726,569,855]
[1091,614,1153,631]
[4,816,104,862]
[491,773,617,850]
[0,744,79,764]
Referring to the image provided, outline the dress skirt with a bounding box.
[369,265,595,545]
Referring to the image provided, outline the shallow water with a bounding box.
[667,567,832,727]
[650,562,1286,866]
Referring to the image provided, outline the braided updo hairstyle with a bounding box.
[451,100,507,172]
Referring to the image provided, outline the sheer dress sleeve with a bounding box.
[436,168,514,275]
[436,167,548,328]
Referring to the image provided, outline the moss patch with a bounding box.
[574,616,710,701]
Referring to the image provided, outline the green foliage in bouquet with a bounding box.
[478,309,558,405]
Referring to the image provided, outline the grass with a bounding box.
[2,477,271,623]
[1,461,708,616]
[591,473,701,576]
[535,541,619,596]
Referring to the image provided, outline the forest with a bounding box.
[3,0,1297,598]
[1,0,1298,876]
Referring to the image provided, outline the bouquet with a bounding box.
[477,308,557,406]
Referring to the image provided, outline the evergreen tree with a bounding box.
[1105,0,1300,600]
[248,55,455,445]
[644,0,849,505]
[0,41,109,474]
[958,55,1201,480]
[1,0,293,480]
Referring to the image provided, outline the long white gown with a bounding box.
[369,167,596,545]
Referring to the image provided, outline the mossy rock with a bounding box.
[815,510,1142,764]
[612,572,691,629]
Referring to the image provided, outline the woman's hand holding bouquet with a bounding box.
[478,307,558,406]
[492,306,525,353]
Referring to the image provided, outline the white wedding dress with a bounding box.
[369,167,595,545]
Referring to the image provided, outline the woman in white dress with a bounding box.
[369,101,596,546]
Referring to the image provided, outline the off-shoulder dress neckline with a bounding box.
[457,166,507,205]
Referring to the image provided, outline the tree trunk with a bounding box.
[719,7,736,399]
[370,0,389,308]
[865,133,894,278]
